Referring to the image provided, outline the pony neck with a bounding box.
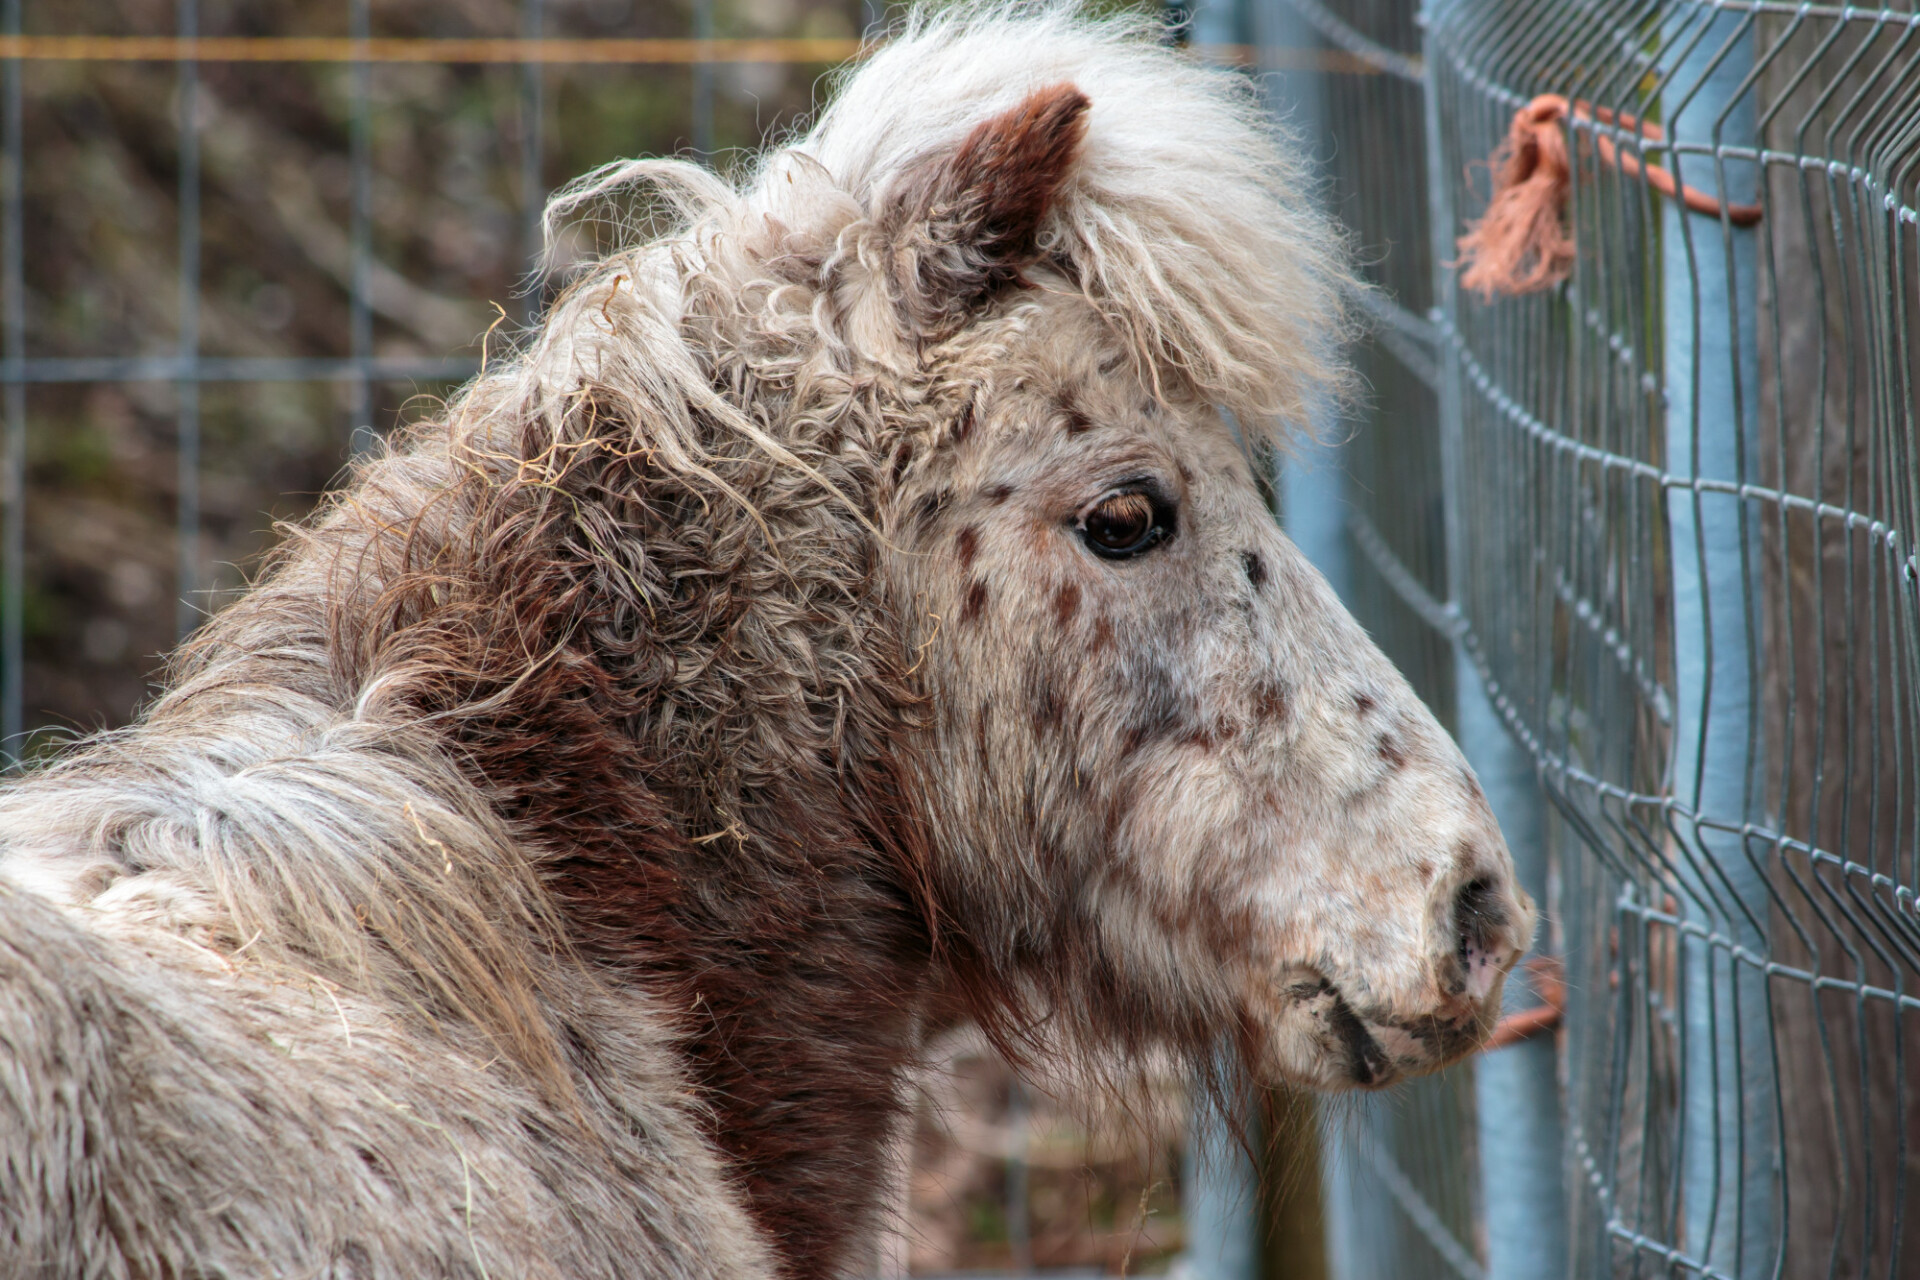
[487,715,936,1279]
[212,386,942,1278]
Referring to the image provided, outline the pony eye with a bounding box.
[1078,489,1173,559]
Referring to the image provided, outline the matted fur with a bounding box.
[0,6,1528,1279]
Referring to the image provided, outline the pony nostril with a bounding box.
[1452,876,1510,1005]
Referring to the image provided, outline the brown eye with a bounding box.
[1078,489,1173,559]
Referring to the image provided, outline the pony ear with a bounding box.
[881,82,1090,334]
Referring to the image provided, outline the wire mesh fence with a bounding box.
[0,0,879,759]
[1295,0,1920,1275]
[1442,0,1920,1274]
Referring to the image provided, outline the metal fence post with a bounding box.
[1,0,21,767]
[1183,1083,1258,1280]
[1252,10,1330,1278]
[520,0,545,328]
[691,0,714,160]
[347,0,374,457]
[1661,8,1778,1277]
[1006,1075,1032,1274]
[1269,225,1357,1280]
[175,0,202,640]
[1262,22,1351,1272]
[1422,3,1567,1276]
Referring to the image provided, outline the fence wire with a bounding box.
[1444,0,1920,1274]
[1281,0,1920,1275]
[1309,0,1920,1275]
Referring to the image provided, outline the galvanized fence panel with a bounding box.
[1273,0,1920,1276]
[1421,0,1920,1276]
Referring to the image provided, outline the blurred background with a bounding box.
[6,0,858,736]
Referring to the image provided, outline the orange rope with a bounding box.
[1457,92,1763,300]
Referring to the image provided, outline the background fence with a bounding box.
[1278,0,1920,1276]
[5,1,1919,1277]
[0,0,888,755]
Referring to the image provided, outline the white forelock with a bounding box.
[753,1,1355,436]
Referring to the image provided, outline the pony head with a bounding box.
[524,2,1534,1092]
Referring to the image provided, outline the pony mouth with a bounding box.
[1323,985,1396,1087]
[1313,982,1493,1088]
[1281,973,1487,1089]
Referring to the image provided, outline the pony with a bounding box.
[0,6,1534,1277]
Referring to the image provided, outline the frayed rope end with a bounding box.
[1455,92,1765,301]
[1455,95,1575,300]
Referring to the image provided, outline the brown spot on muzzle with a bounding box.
[1376,732,1407,768]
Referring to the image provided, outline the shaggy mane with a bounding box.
[548,1,1352,442]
